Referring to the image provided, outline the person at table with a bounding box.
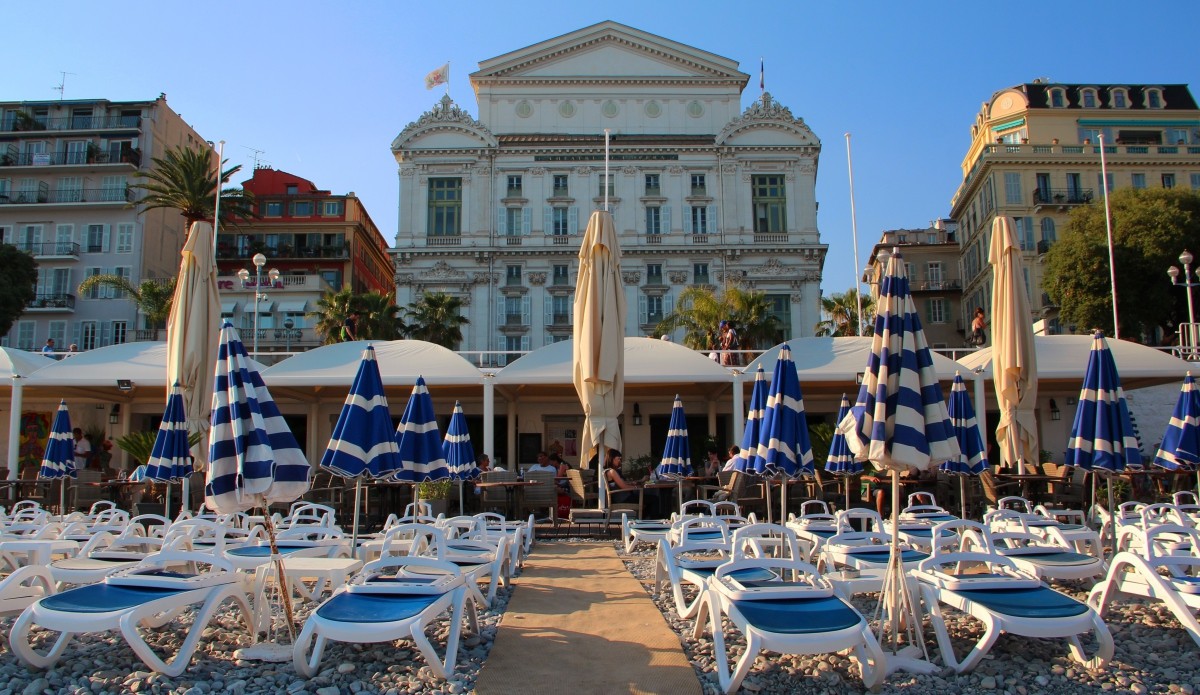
[72,428,91,469]
[703,447,722,478]
[548,453,571,490]
[528,451,556,475]
[604,450,663,517]
[722,445,740,472]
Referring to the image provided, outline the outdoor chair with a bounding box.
[621,513,674,554]
[0,565,55,619]
[698,471,735,501]
[480,470,516,516]
[10,550,253,677]
[692,555,885,693]
[565,470,606,536]
[958,523,1106,583]
[519,471,557,523]
[1044,463,1087,510]
[916,524,1113,673]
[292,555,478,680]
[653,517,737,620]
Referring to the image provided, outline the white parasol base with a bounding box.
[234,642,293,662]
[880,646,939,676]
[873,469,934,675]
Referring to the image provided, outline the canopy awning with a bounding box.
[220,300,239,314]
[278,300,308,313]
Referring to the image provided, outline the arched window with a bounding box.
[1049,88,1066,108]
[1110,88,1129,108]
[1081,88,1098,108]
[1145,88,1164,108]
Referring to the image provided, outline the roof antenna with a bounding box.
[243,145,269,170]
[54,71,76,101]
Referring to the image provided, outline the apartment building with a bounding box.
[390,21,827,363]
[864,220,964,348]
[215,167,393,353]
[950,81,1200,333]
[0,95,208,351]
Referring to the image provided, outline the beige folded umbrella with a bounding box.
[990,216,1039,472]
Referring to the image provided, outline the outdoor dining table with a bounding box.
[0,538,79,566]
[996,474,1060,504]
[474,480,543,520]
[78,479,144,508]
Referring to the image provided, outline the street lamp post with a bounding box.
[237,252,279,357]
[283,317,295,353]
[1168,249,1200,360]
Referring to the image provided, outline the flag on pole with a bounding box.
[425,63,449,90]
[759,58,764,92]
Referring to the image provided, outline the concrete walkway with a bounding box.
[476,542,701,695]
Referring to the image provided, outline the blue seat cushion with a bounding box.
[901,528,933,537]
[41,583,186,614]
[954,586,1089,618]
[316,592,441,624]
[804,529,837,538]
[732,596,861,634]
[1008,551,1096,567]
[684,530,725,542]
[226,545,312,557]
[849,549,928,564]
[684,566,778,583]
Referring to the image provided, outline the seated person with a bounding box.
[604,450,663,517]
[527,451,557,475]
[703,448,722,478]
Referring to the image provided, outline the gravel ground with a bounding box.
[615,538,1200,695]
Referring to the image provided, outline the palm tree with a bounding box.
[129,145,254,225]
[309,287,404,344]
[656,286,782,351]
[76,275,176,336]
[814,288,875,337]
[403,292,470,349]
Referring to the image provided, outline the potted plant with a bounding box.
[418,479,452,516]
[116,430,201,515]
[624,454,655,481]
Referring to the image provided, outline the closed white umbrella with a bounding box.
[572,209,626,505]
[990,216,1039,472]
[165,221,221,511]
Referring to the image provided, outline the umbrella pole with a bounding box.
[459,480,465,516]
[164,481,171,522]
[960,477,968,519]
[351,479,362,550]
[764,476,773,523]
[262,508,297,643]
[59,479,66,517]
[1107,476,1116,556]
[780,477,787,522]
[844,477,851,512]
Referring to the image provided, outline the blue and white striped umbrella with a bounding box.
[205,321,311,514]
[443,401,480,481]
[393,376,449,483]
[836,248,958,658]
[1064,331,1142,477]
[726,365,768,473]
[1153,373,1200,472]
[755,344,814,479]
[942,373,988,477]
[39,400,76,515]
[656,395,693,479]
[321,345,402,543]
[824,394,860,511]
[145,383,195,520]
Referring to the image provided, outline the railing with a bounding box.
[981,143,1200,157]
[690,234,710,244]
[912,280,962,291]
[645,233,662,245]
[550,235,571,245]
[1034,188,1093,206]
[11,241,80,257]
[133,329,161,341]
[694,275,711,285]
[426,235,461,247]
[504,314,525,326]
[0,149,141,167]
[1,188,131,205]
[505,235,522,246]
[216,245,349,261]
[550,313,570,325]
[646,274,663,286]
[505,187,522,198]
[753,233,789,243]
[25,293,75,310]
[690,186,707,196]
[0,115,141,133]
[552,275,570,286]
[644,187,661,196]
[551,187,569,197]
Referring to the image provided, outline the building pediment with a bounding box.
[716,93,819,147]
[470,20,748,86]
[391,94,498,153]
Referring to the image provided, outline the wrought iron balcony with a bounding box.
[11,241,80,257]
[0,115,141,132]
[1034,188,1094,206]
[26,293,75,310]
[1,188,132,205]
[216,244,349,261]
[0,148,141,167]
[912,280,962,292]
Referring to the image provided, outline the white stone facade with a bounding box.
[390,22,826,363]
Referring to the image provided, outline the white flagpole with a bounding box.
[444,62,450,96]
[212,140,224,255]
[603,129,611,212]
[845,133,865,336]
[1098,133,1120,338]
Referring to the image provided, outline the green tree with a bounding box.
[309,287,404,344]
[0,244,37,336]
[815,288,876,337]
[655,286,782,350]
[1043,188,1200,339]
[403,292,470,349]
[76,275,176,333]
[129,145,254,225]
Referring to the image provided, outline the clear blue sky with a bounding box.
[6,1,1194,297]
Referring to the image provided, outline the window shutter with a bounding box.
[683,207,692,234]
[709,205,718,233]
[664,293,674,316]
[925,300,933,325]
[543,298,552,325]
[522,296,531,323]
[521,335,530,351]
[496,299,505,328]
[496,209,507,236]
[569,294,575,321]
[102,224,111,252]
[543,206,552,235]
[100,322,112,347]
[569,207,579,234]
[35,269,49,296]
[638,294,647,324]
[661,206,671,233]
[494,335,506,367]
[522,208,532,236]
[71,322,81,347]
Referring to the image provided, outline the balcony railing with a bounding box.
[216,245,349,261]
[133,329,161,341]
[1,187,132,205]
[12,241,80,257]
[426,235,461,247]
[0,149,141,167]
[505,187,522,198]
[550,313,570,325]
[0,115,141,133]
[551,187,569,197]
[912,280,962,291]
[690,185,707,196]
[754,233,789,243]
[646,274,664,286]
[694,275,711,285]
[504,314,525,326]
[26,293,75,310]
[1033,188,1094,206]
[1037,240,1054,254]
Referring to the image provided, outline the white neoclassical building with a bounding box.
[390,21,826,364]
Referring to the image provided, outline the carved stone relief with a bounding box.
[667,271,688,284]
[527,272,548,286]
[622,271,642,285]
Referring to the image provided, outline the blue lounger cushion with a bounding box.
[316,592,441,624]
[733,596,862,635]
[41,584,186,614]
[685,567,778,582]
[804,529,837,538]
[226,545,313,558]
[1168,576,1200,595]
[685,530,725,542]
[1008,551,1096,566]
[953,586,1089,619]
[849,549,928,564]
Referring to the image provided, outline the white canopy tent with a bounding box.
[1,348,57,481]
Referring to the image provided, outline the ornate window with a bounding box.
[427,178,461,236]
[752,175,786,233]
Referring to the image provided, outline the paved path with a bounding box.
[476,542,701,695]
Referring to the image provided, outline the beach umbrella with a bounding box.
[144,382,195,521]
[942,373,988,518]
[394,377,449,511]
[443,400,480,516]
[824,394,861,512]
[1064,331,1142,548]
[205,321,310,647]
[754,344,814,522]
[572,209,626,507]
[165,221,222,510]
[39,400,77,515]
[990,216,1039,473]
[655,395,693,515]
[837,248,958,672]
[726,365,768,472]
[1152,373,1200,496]
[320,345,402,546]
